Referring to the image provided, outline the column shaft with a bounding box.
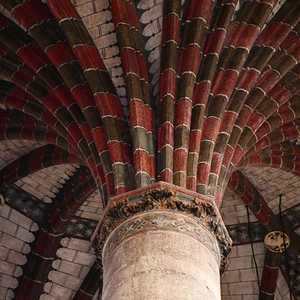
[102,211,221,300]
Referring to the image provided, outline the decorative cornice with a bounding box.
[94,182,232,272]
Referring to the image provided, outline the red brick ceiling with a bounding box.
[1,0,300,299]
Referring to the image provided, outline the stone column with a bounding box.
[95,182,231,300]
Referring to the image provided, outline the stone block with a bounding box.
[0,205,11,218]
[138,0,154,10]
[9,210,32,230]
[0,260,15,275]
[222,270,240,283]
[7,250,27,265]
[140,4,161,24]
[243,295,258,300]
[60,237,70,247]
[21,243,31,254]
[95,33,117,49]
[0,274,18,289]
[40,294,56,300]
[0,217,17,235]
[0,287,7,299]
[44,282,53,293]
[83,11,112,29]
[228,256,252,270]
[100,23,114,36]
[74,251,95,266]
[50,284,73,299]
[59,260,82,276]
[240,269,260,282]
[237,243,265,257]
[229,282,258,295]
[76,2,94,17]
[68,238,91,252]
[222,297,242,300]
[221,283,229,296]
[56,248,76,262]
[0,233,24,252]
[16,227,35,243]
[6,289,14,300]
[94,0,109,11]
[0,246,9,260]
[49,270,80,290]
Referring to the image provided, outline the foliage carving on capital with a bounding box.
[94,183,232,272]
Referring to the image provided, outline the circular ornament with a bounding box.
[264,231,290,253]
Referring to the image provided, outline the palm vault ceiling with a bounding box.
[0,0,300,299]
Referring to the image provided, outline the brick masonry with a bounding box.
[71,0,128,112]
[221,188,258,225]
[137,0,163,98]
[0,205,38,300]
[221,243,291,300]
[76,191,103,221]
[15,165,79,203]
[242,167,300,213]
[0,0,299,299]
[0,140,43,170]
[40,237,95,300]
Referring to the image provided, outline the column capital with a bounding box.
[94,182,232,272]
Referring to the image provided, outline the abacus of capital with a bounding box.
[94,182,232,300]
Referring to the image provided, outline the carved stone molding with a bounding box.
[94,182,232,272]
[103,210,222,264]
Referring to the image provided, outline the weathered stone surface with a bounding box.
[102,211,221,300]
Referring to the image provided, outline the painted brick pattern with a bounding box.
[242,167,300,213]
[0,205,38,300]
[0,140,43,169]
[71,0,181,112]
[221,243,292,300]
[221,188,257,225]
[137,0,163,98]
[40,238,95,300]
[137,0,187,99]
[76,191,103,221]
[221,243,265,300]
[15,165,78,203]
[0,0,298,299]
[71,0,127,112]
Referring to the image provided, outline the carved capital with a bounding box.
[94,182,232,272]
